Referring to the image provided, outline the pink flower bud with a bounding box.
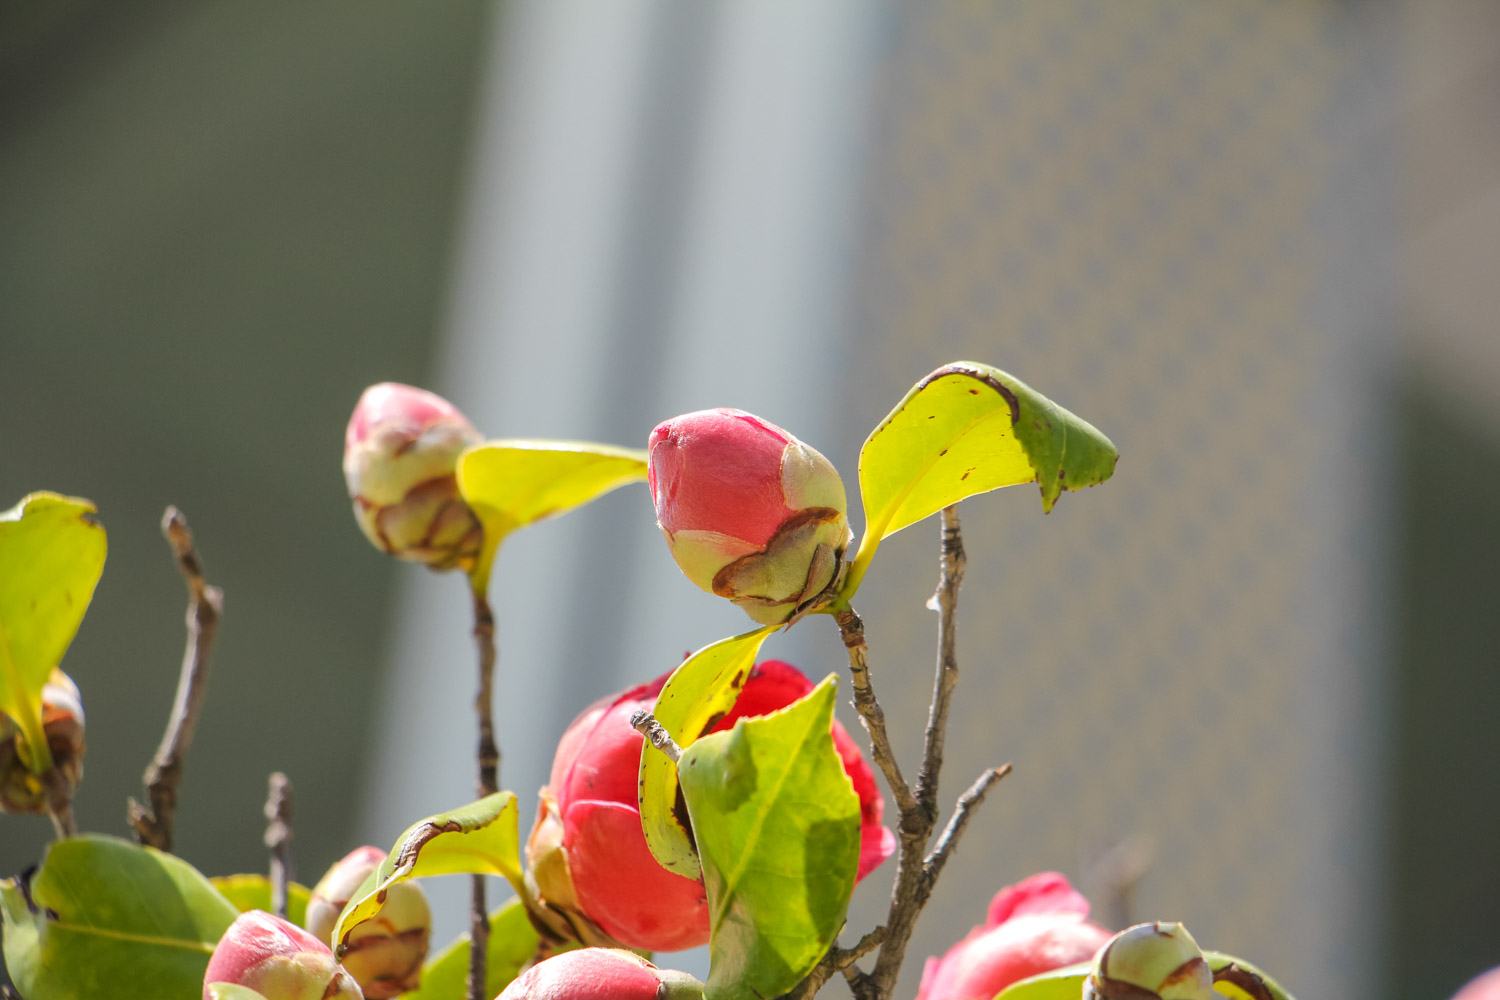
[1455,968,1500,1000]
[648,409,851,625]
[304,846,431,998]
[205,910,362,1000]
[916,873,1113,1000]
[497,948,703,1000]
[343,383,484,572]
[526,660,893,952]
[0,670,85,816]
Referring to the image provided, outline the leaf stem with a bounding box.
[469,582,500,1000]
[263,772,293,919]
[129,507,224,853]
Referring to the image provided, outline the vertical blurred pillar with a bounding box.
[355,0,889,955]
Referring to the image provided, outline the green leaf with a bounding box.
[0,833,239,1000]
[331,792,525,961]
[209,874,312,929]
[995,963,1090,1000]
[456,441,648,592]
[843,362,1117,597]
[406,896,548,1000]
[0,492,106,772]
[678,675,860,1000]
[1206,951,1298,1000]
[639,626,776,880]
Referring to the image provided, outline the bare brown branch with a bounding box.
[914,506,965,826]
[263,772,293,919]
[832,608,915,820]
[923,764,1011,887]
[129,507,223,852]
[469,583,500,1000]
[782,927,887,1000]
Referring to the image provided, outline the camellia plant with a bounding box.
[0,361,1303,1000]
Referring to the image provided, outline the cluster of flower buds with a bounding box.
[204,910,362,1000]
[648,409,852,625]
[498,947,704,1000]
[1083,922,1215,1000]
[304,846,431,999]
[527,659,893,952]
[0,670,85,816]
[343,383,484,572]
[916,872,1113,1000]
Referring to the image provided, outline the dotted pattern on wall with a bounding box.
[836,5,1376,1000]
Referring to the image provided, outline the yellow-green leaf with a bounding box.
[843,362,1117,597]
[0,492,106,772]
[679,676,860,1000]
[406,896,551,1000]
[639,626,776,880]
[456,441,648,592]
[0,834,239,1000]
[331,792,525,961]
[210,874,312,929]
[207,985,269,1000]
[995,963,1090,1000]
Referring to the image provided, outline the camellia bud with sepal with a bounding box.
[648,408,852,625]
[304,846,431,998]
[497,947,704,1000]
[343,382,484,572]
[1083,922,1216,1000]
[204,910,363,1000]
[0,669,85,816]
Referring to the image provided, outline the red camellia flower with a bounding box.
[204,910,362,1000]
[343,382,484,572]
[527,659,894,952]
[497,948,704,1000]
[916,872,1113,1000]
[648,409,851,625]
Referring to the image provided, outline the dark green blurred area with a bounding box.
[0,0,491,956]
[1390,384,1500,1000]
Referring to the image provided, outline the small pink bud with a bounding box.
[304,846,431,998]
[497,948,704,1000]
[1455,967,1500,1000]
[648,409,851,625]
[205,910,362,1000]
[0,670,86,816]
[343,383,484,572]
[916,873,1113,1000]
[526,659,892,953]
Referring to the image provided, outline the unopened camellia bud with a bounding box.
[497,948,704,1000]
[1084,922,1215,1000]
[343,382,484,572]
[303,846,430,998]
[648,409,851,625]
[204,910,363,1000]
[0,670,85,816]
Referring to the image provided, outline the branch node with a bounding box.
[630,710,683,763]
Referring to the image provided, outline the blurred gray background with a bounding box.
[3,3,1499,999]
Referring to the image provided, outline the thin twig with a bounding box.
[832,608,915,820]
[630,709,683,763]
[129,507,223,852]
[782,927,887,1000]
[264,772,292,919]
[468,585,500,1000]
[922,764,1010,886]
[914,506,965,827]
